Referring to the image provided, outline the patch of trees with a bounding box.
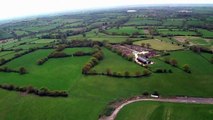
[89,68,151,78]
[0,84,68,97]
[48,51,69,58]
[182,64,191,73]
[164,57,178,67]
[68,40,103,48]
[105,43,134,62]
[56,44,67,51]
[190,46,212,54]
[0,66,27,75]
[154,68,172,73]
[211,56,213,64]
[73,51,94,56]
[164,57,191,73]
[82,50,104,74]
[37,57,48,65]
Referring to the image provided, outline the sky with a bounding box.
[0,0,213,20]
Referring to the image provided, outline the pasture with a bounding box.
[106,26,144,35]
[0,6,213,120]
[158,29,197,36]
[92,48,146,75]
[116,101,213,120]
[134,39,184,50]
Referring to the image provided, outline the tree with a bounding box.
[135,71,142,77]
[152,91,159,96]
[146,43,151,49]
[82,33,86,37]
[124,71,130,77]
[0,58,5,64]
[143,91,149,96]
[164,57,170,64]
[19,67,27,75]
[141,43,145,47]
[143,70,150,76]
[183,64,191,73]
[106,68,112,75]
[170,58,178,66]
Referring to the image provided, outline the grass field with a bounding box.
[68,29,130,43]
[63,47,94,54]
[198,29,213,38]
[116,101,213,120]
[106,26,144,35]
[0,7,213,120]
[92,48,146,75]
[0,49,213,120]
[158,29,197,36]
[125,18,161,26]
[134,39,184,50]
[163,19,184,26]
[32,39,56,44]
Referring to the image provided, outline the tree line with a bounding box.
[0,84,68,97]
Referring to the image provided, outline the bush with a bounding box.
[0,84,68,97]
[155,68,164,73]
[103,106,115,116]
[19,67,27,75]
[143,70,150,76]
[124,71,130,77]
[153,91,159,96]
[48,51,68,58]
[37,57,48,65]
[135,71,142,77]
[183,64,191,73]
[170,58,178,67]
[143,91,149,96]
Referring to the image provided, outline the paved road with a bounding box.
[99,97,213,120]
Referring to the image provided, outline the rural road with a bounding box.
[99,97,213,120]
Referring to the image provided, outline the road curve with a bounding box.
[99,97,213,120]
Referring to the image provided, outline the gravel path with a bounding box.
[99,97,213,120]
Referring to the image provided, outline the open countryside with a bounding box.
[0,3,213,120]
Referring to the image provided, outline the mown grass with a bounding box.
[116,101,213,120]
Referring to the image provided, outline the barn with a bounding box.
[137,57,151,64]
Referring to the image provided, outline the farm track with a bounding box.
[99,97,213,120]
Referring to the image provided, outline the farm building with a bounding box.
[137,57,151,64]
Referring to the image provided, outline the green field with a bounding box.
[116,101,213,120]
[68,29,130,43]
[173,36,213,48]
[32,39,56,44]
[125,18,161,26]
[134,39,184,50]
[158,29,197,36]
[92,48,146,75]
[106,26,144,35]
[0,6,213,120]
[163,19,184,26]
[198,29,213,38]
